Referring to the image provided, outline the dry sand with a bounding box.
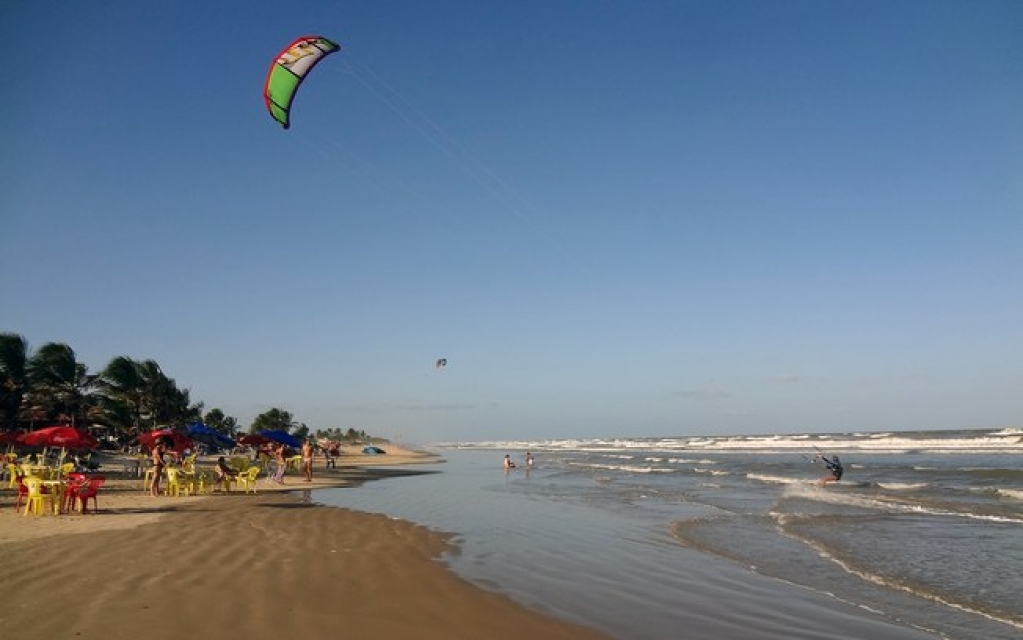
[0,447,608,640]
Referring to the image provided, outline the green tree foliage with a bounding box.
[98,356,147,431]
[312,427,373,444]
[0,332,29,430]
[0,332,316,446]
[23,342,97,428]
[96,356,202,433]
[249,407,297,434]
[203,408,238,436]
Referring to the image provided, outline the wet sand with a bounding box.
[0,450,608,640]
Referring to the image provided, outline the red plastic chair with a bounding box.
[74,476,106,514]
[62,473,89,513]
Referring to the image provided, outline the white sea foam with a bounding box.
[439,427,1023,454]
[877,482,928,490]
[779,523,1023,633]
[569,461,672,474]
[788,484,1023,524]
[997,488,1023,500]
[990,427,1023,436]
[748,473,807,485]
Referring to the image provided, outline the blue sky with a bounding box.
[2,1,1020,443]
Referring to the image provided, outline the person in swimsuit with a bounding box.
[273,443,287,484]
[325,442,339,469]
[817,453,844,486]
[301,440,314,482]
[150,437,170,497]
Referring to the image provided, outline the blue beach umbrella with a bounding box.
[185,423,236,449]
[257,429,302,448]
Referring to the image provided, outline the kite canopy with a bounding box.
[263,35,341,129]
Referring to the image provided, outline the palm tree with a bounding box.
[0,332,29,431]
[98,356,202,437]
[99,355,148,432]
[24,342,98,427]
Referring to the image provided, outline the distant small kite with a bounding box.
[435,358,447,369]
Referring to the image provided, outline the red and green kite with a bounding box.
[263,35,341,129]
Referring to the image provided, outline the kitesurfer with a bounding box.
[816,453,843,486]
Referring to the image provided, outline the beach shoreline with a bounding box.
[0,448,609,640]
[7,440,1005,639]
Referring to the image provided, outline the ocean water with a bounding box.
[313,428,1023,640]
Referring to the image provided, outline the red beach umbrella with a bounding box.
[137,428,194,454]
[0,430,24,445]
[18,425,98,450]
[238,433,272,447]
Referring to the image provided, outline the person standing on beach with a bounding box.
[149,437,169,497]
[525,452,535,469]
[325,441,339,469]
[816,453,844,486]
[503,454,516,473]
[273,443,287,484]
[301,439,314,482]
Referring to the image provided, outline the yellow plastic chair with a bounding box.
[180,455,200,491]
[142,466,158,491]
[177,471,196,496]
[236,466,261,493]
[180,468,210,496]
[22,476,56,516]
[56,462,75,480]
[229,457,249,472]
[5,463,20,489]
[193,471,209,495]
[164,467,183,497]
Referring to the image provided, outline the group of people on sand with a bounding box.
[502,451,535,473]
[259,440,316,484]
[148,437,318,496]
